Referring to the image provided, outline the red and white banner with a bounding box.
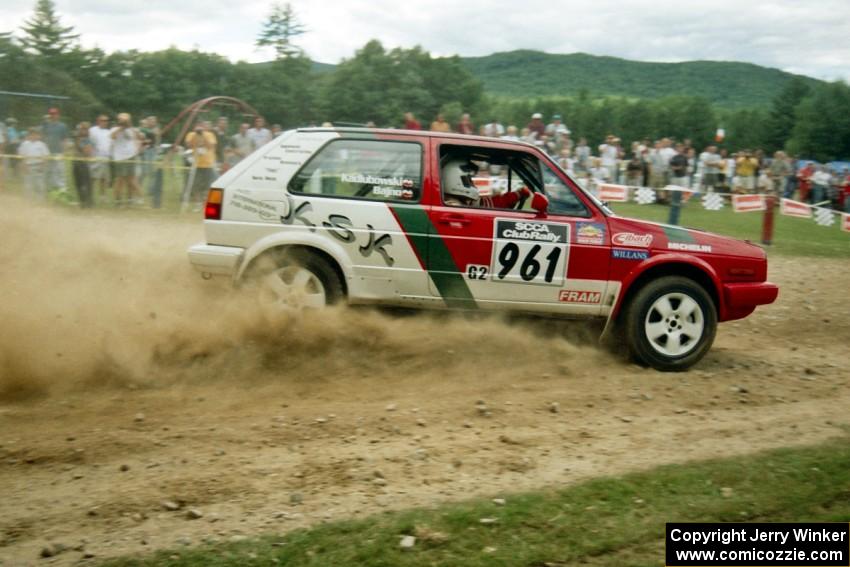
[472,177,492,197]
[732,194,767,213]
[842,213,850,233]
[780,198,812,219]
[598,184,630,202]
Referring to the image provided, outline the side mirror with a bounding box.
[531,192,549,216]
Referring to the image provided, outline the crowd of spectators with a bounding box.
[0,111,288,210]
[2,109,849,212]
[401,111,850,212]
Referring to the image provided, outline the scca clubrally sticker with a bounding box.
[490,219,570,286]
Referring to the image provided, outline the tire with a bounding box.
[243,248,344,312]
[622,275,717,372]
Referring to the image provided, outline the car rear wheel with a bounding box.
[623,275,716,371]
[244,248,343,312]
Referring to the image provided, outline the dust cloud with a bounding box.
[0,196,601,402]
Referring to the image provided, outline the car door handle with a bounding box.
[437,213,471,226]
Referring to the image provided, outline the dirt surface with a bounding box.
[1,197,849,565]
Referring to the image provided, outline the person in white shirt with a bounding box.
[110,112,143,206]
[598,134,621,183]
[88,114,113,201]
[811,166,832,205]
[500,125,520,142]
[589,157,611,196]
[698,145,721,192]
[545,114,570,137]
[17,128,49,199]
[483,120,505,137]
[247,117,272,150]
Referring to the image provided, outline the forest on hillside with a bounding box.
[461,50,823,108]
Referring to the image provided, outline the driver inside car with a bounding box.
[442,158,532,209]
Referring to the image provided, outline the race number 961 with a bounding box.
[491,219,569,286]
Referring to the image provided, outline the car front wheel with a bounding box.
[623,275,717,371]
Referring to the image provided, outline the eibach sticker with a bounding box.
[611,233,653,248]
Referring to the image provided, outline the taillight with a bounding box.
[205,188,223,220]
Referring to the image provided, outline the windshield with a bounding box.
[546,155,613,216]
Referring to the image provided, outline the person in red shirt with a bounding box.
[841,169,850,212]
[797,162,814,202]
[403,112,421,130]
[527,112,545,139]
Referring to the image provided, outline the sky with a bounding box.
[3,0,850,82]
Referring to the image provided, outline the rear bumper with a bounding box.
[187,243,244,277]
[721,281,779,321]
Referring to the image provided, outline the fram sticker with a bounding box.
[576,222,606,245]
[558,290,602,304]
[612,248,649,261]
[612,232,653,248]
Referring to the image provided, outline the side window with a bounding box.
[440,148,532,211]
[289,139,422,202]
[540,162,590,217]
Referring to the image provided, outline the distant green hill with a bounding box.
[310,60,335,74]
[460,50,824,107]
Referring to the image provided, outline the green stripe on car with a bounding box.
[390,205,478,309]
[663,225,696,243]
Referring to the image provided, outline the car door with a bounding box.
[425,139,612,315]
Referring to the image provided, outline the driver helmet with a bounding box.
[442,159,480,204]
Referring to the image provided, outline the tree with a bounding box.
[19,0,79,59]
[256,2,306,60]
[321,40,483,127]
[763,78,811,152]
[787,82,850,162]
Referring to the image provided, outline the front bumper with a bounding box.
[721,281,779,321]
[187,243,244,277]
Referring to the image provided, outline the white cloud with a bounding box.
[1,0,848,82]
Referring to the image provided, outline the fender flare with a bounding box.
[599,253,724,341]
[235,230,354,284]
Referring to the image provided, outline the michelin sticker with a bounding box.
[491,219,569,286]
[668,242,712,253]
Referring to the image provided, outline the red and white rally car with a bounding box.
[188,128,778,371]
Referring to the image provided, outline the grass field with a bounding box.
[101,437,850,567]
[611,202,850,259]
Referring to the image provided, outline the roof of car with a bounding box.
[296,127,539,150]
